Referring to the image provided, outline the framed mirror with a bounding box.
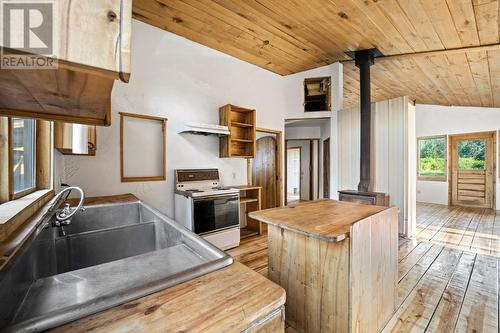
[119,112,167,182]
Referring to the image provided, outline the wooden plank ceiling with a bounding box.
[133,0,500,108]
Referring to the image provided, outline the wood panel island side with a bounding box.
[249,199,399,333]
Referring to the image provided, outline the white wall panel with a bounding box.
[338,96,416,236]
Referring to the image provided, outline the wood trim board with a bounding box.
[119,112,167,183]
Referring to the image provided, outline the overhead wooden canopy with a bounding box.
[133,0,500,108]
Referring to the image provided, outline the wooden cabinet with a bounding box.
[219,104,256,158]
[0,0,132,126]
[233,185,263,239]
[54,122,97,156]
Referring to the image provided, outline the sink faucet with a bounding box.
[47,186,86,227]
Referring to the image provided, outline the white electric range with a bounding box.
[174,169,240,250]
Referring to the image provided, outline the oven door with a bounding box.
[192,194,240,235]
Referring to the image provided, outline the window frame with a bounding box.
[4,117,38,203]
[417,135,448,182]
[8,118,37,200]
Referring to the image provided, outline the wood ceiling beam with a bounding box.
[340,43,500,63]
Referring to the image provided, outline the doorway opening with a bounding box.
[284,118,330,205]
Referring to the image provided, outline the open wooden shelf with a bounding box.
[231,121,254,128]
[233,185,262,240]
[240,198,259,204]
[240,227,259,239]
[219,104,256,158]
[232,138,253,143]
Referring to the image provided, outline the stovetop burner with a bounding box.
[212,186,230,190]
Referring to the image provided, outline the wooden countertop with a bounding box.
[249,199,390,242]
[50,262,286,333]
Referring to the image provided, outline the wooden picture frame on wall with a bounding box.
[119,112,167,183]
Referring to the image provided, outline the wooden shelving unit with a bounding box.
[232,185,262,239]
[219,104,256,158]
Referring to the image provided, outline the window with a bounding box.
[458,139,486,170]
[11,118,36,198]
[418,136,447,180]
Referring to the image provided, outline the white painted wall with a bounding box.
[56,20,286,218]
[416,104,500,208]
[338,97,416,236]
[285,126,321,140]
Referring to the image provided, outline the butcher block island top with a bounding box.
[249,199,399,333]
[248,199,387,242]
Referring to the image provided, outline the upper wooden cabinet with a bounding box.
[54,122,97,156]
[219,104,256,158]
[0,0,132,126]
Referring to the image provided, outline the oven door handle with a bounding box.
[214,198,230,205]
[193,194,239,202]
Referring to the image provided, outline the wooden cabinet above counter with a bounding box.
[219,104,256,158]
[0,0,132,126]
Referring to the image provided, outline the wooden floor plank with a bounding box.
[425,252,476,333]
[396,245,443,307]
[470,210,496,256]
[454,255,499,333]
[382,248,462,332]
[398,241,434,280]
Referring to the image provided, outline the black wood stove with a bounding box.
[338,48,388,207]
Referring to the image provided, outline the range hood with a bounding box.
[180,122,230,136]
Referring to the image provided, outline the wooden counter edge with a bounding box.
[49,262,287,333]
[66,193,139,207]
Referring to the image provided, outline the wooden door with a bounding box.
[450,132,495,209]
[323,138,330,198]
[252,136,277,209]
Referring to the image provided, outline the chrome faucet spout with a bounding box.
[49,186,85,227]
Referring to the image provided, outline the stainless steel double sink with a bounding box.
[0,201,233,332]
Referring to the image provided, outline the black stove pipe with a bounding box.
[354,50,375,193]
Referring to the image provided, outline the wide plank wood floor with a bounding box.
[227,202,500,333]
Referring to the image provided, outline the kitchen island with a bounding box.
[249,199,399,333]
